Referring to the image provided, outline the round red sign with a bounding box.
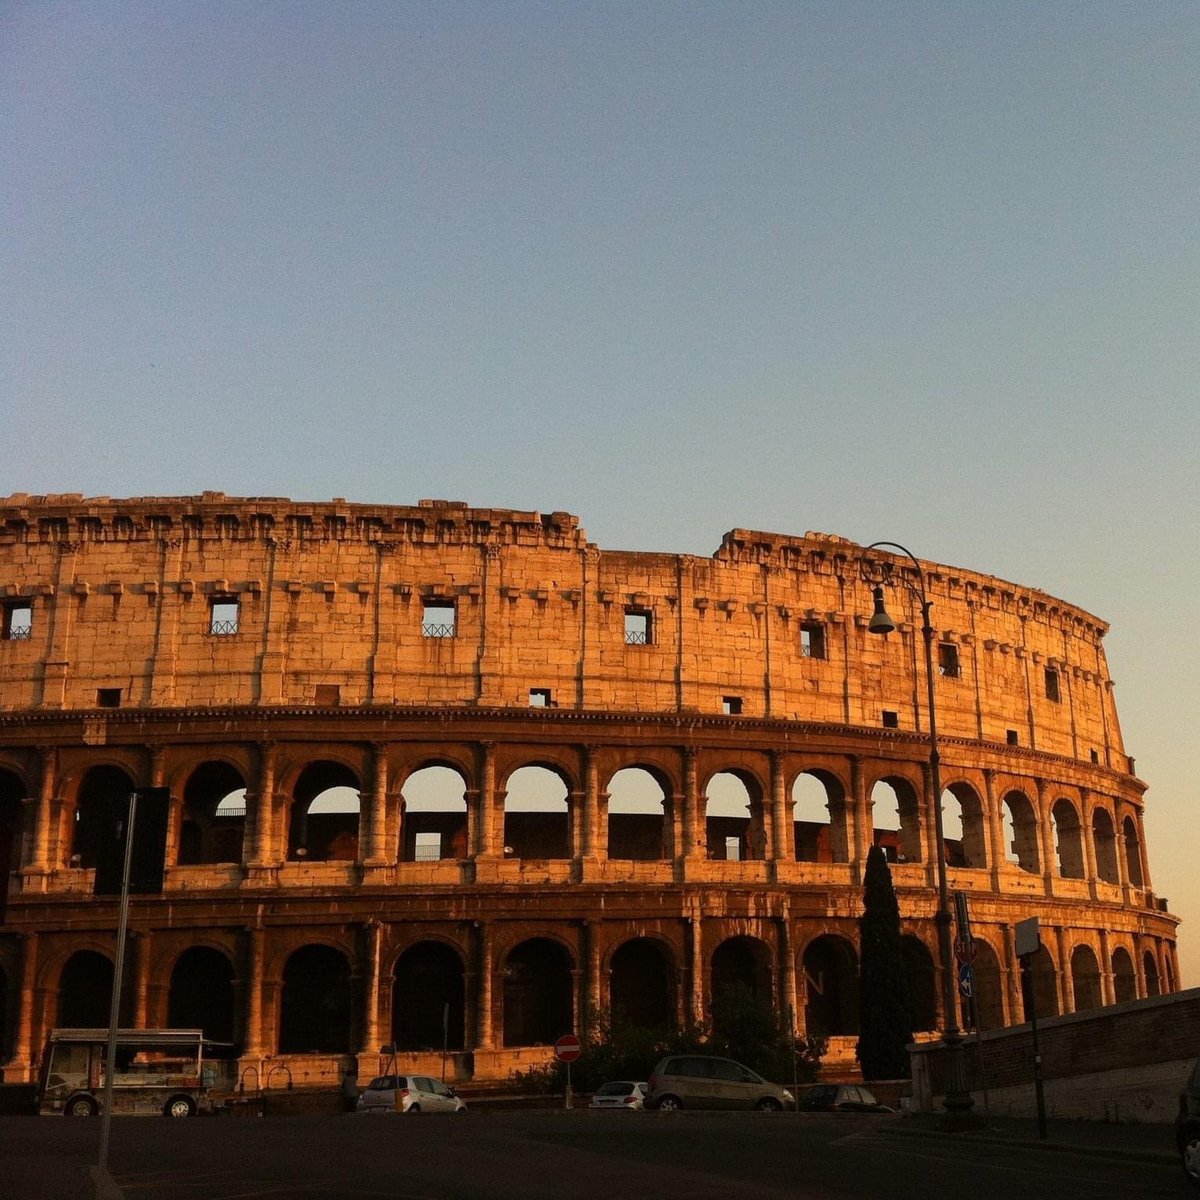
[554,1034,582,1063]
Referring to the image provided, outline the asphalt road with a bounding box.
[0,1112,1186,1200]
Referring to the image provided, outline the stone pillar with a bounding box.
[770,752,789,867]
[243,926,265,1058]
[362,920,383,1053]
[1135,810,1152,892]
[1053,925,1069,1013]
[251,743,276,866]
[1079,789,1098,897]
[581,746,602,861]
[31,748,56,874]
[1037,779,1057,892]
[18,796,37,875]
[851,756,870,875]
[1098,928,1115,1006]
[10,933,38,1077]
[585,923,603,1035]
[689,913,704,1025]
[779,912,798,1034]
[919,760,938,886]
[477,743,496,858]
[476,921,494,1049]
[1000,923,1022,1026]
[366,745,389,865]
[984,769,1004,886]
[683,748,703,860]
[130,930,152,1029]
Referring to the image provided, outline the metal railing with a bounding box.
[4,624,32,640]
[210,620,239,636]
[624,629,649,645]
[422,623,456,638]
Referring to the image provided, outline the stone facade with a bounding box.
[0,493,1180,1087]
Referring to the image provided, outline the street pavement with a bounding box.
[0,1110,1185,1200]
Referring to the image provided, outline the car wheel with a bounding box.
[656,1095,681,1112]
[408,1103,420,1113]
[1182,1130,1200,1187]
[755,1097,782,1113]
[66,1096,97,1117]
[164,1095,196,1118]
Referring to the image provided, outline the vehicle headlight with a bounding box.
[783,1091,794,1102]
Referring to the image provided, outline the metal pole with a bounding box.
[441,1001,449,1083]
[98,789,138,1172]
[1021,955,1048,1138]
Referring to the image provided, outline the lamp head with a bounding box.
[868,586,896,635]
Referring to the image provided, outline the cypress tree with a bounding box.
[855,844,914,1080]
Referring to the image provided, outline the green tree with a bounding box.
[856,844,914,1080]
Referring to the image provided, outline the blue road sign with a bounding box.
[958,962,974,998]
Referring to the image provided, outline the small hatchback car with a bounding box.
[1177,1056,1200,1189]
[356,1074,467,1115]
[589,1081,648,1110]
[797,1084,893,1113]
[646,1056,793,1111]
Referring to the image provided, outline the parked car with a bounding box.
[589,1081,648,1110]
[356,1074,467,1114]
[1177,1056,1200,1188]
[645,1056,793,1112]
[797,1083,892,1113]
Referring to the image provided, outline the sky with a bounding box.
[3,2,1197,985]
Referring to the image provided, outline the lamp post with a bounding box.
[861,541,975,1122]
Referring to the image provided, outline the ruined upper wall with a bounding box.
[0,494,1126,769]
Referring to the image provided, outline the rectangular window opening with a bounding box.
[2,601,33,640]
[624,609,652,645]
[210,597,239,636]
[529,688,552,707]
[938,643,960,678]
[97,688,121,709]
[724,835,741,862]
[722,696,743,715]
[800,622,826,659]
[1006,729,1020,746]
[881,710,899,729]
[413,832,442,862]
[1044,667,1060,702]
[1090,749,1100,764]
[422,601,456,638]
[314,684,341,706]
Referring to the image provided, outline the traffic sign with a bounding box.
[953,936,977,964]
[958,962,974,998]
[554,1034,582,1063]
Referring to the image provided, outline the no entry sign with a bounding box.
[554,1034,582,1063]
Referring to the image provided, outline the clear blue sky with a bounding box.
[4,2,1197,983]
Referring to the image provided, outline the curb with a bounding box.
[890,1121,1177,1167]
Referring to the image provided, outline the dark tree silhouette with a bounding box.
[856,844,914,1079]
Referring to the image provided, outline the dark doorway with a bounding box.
[802,936,859,1037]
[609,939,674,1030]
[58,950,114,1027]
[502,939,572,1048]
[392,942,465,1051]
[279,946,352,1053]
[901,935,938,1031]
[168,947,236,1050]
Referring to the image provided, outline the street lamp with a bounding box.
[860,541,975,1122]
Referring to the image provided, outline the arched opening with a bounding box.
[1070,945,1102,1012]
[792,771,849,863]
[942,783,986,868]
[1092,808,1119,884]
[870,777,921,863]
[1021,945,1058,1019]
[0,964,7,1063]
[400,766,468,862]
[278,945,352,1053]
[71,766,136,869]
[167,947,236,1050]
[288,763,361,862]
[58,950,114,1027]
[802,936,859,1037]
[0,768,26,900]
[607,768,670,861]
[391,942,465,1051]
[1052,799,1085,879]
[503,766,570,860]
[1142,950,1160,997]
[178,762,246,866]
[502,938,573,1047]
[1001,791,1040,873]
[1112,947,1136,1004]
[966,941,1005,1031]
[1123,817,1144,887]
[711,936,772,1006]
[609,939,674,1031]
[704,771,766,861]
[901,935,937,1031]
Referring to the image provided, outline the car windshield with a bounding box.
[596,1082,632,1095]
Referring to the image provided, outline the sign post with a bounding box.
[554,1033,582,1110]
[953,890,990,1115]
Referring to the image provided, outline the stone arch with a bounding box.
[968,940,1005,1031]
[1142,948,1160,997]
[287,761,361,862]
[711,935,772,1005]
[1021,944,1058,1019]
[58,949,114,1027]
[1070,944,1102,1012]
[391,941,465,1051]
[1123,816,1144,887]
[801,935,859,1037]
[704,769,767,861]
[400,765,468,863]
[606,767,671,862]
[502,937,574,1047]
[167,946,236,1050]
[0,767,26,887]
[901,935,937,1031]
[609,938,675,1031]
[1091,807,1119,884]
[942,781,986,868]
[278,944,353,1053]
[870,776,921,863]
[179,761,247,866]
[503,765,571,860]
[791,769,849,863]
[1001,790,1040,873]
[71,765,136,869]
[1112,946,1136,1004]
[1051,798,1085,879]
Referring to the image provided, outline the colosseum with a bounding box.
[0,492,1180,1088]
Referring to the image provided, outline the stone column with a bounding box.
[779,912,798,1035]
[581,746,602,861]
[10,933,38,1078]
[1053,925,1069,1013]
[919,761,938,886]
[129,930,152,1028]
[1098,928,1115,1006]
[477,743,496,858]
[984,769,1004,886]
[1000,923,1022,1026]
[243,926,265,1059]
[18,796,37,875]
[365,744,389,865]
[1079,789,1098,898]
[585,922,602,1035]
[31,748,56,874]
[1037,778,1057,893]
[362,920,383,1053]
[476,922,494,1049]
[770,752,789,867]
[1135,810,1152,891]
[851,755,870,878]
[683,748,703,860]
[689,913,704,1025]
[251,743,276,866]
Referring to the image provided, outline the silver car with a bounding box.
[646,1055,793,1112]
[356,1074,467,1114]
[589,1081,648,1110]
